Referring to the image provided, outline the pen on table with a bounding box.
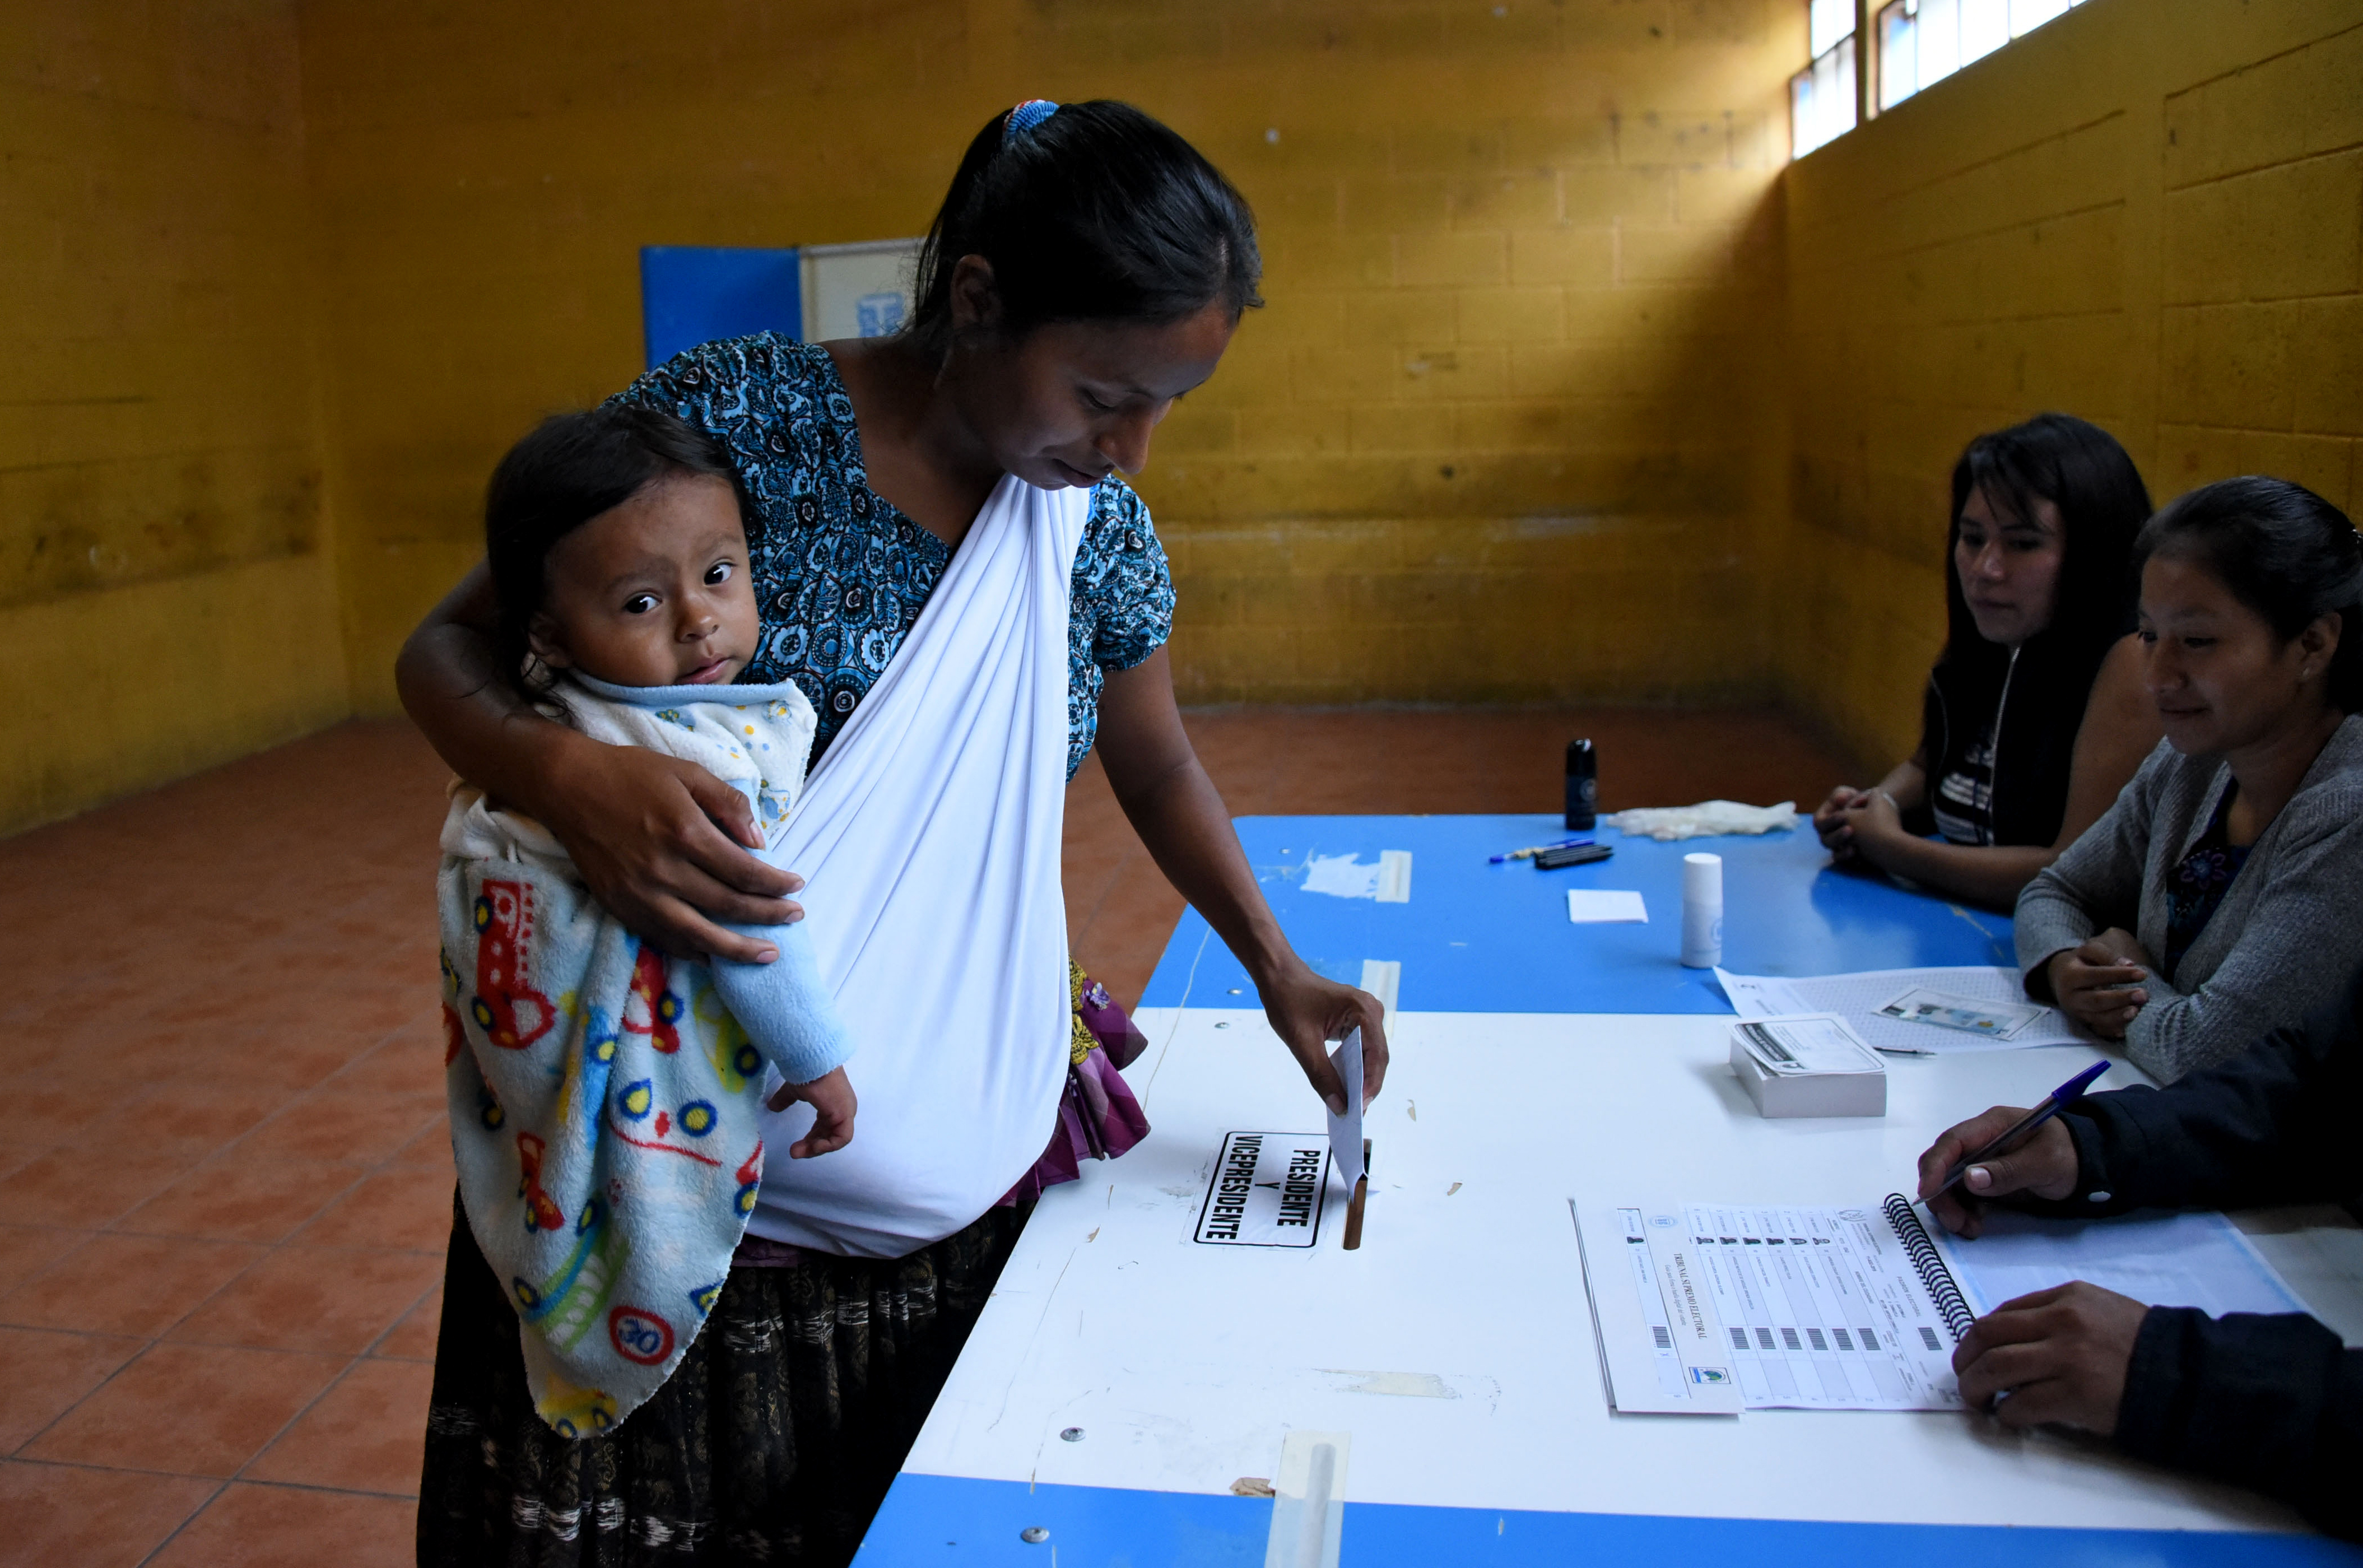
[1929,1060,2110,1200]
[1490,836,1593,864]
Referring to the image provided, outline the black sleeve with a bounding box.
[2118,1307,2363,1539]
[2039,992,2363,1216]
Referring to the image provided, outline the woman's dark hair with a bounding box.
[1919,413,2153,846]
[2133,475,2363,711]
[906,100,1262,357]
[1939,412,2154,670]
[483,404,748,698]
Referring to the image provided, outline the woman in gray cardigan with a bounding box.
[2017,477,2363,1082]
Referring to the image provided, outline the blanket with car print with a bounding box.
[435,675,853,1436]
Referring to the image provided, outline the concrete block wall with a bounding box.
[297,0,1801,714]
[2156,23,2362,508]
[7,0,2359,831]
[1781,0,2363,770]
[0,1,348,831]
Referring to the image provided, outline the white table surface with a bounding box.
[906,1006,2363,1535]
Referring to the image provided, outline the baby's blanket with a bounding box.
[437,678,843,1436]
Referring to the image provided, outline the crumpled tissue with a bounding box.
[1605,799,1800,842]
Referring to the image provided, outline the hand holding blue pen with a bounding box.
[1918,1060,2109,1238]
[1932,1060,2108,1198]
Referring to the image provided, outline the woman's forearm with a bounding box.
[1093,650,1297,983]
[1094,650,1388,1106]
[1877,757,1928,812]
[396,611,598,819]
[393,563,796,961]
[394,561,595,818]
[1862,834,2058,911]
[1114,755,1295,981]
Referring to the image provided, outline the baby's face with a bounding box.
[530,472,760,687]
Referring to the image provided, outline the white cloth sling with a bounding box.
[746,472,1087,1256]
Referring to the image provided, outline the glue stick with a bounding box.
[1681,852,1723,969]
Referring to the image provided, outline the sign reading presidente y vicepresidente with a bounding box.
[1195,1131,1334,1247]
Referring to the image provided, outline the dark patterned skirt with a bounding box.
[417,1193,1028,1566]
[416,966,1148,1566]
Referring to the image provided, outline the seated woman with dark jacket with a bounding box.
[1917,989,2363,1539]
[2016,477,2363,1081]
[1816,413,2161,910]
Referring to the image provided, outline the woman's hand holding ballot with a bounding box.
[1257,959,1389,1116]
[1917,1102,2148,1436]
[1096,650,1389,1116]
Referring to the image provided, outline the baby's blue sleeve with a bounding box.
[706,789,857,1086]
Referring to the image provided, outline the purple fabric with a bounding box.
[1075,975,1150,1069]
[995,1044,1152,1207]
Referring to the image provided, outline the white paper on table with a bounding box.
[1678,1202,1965,1410]
[1931,1208,2310,1320]
[1577,1200,1966,1412]
[1325,1026,1365,1189]
[1733,1013,1883,1076]
[1566,888,1649,923]
[1714,965,2081,1054]
[1569,1202,1743,1415]
[1873,984,2048,1041]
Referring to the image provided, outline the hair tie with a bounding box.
[1003,99,1059,146]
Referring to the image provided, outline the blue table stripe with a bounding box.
[1141,814,2015,1014]
[861,1473,2360,1565]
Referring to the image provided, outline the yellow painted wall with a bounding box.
[0,0,347,834]
[1781,0,2363,769]
[12,0,2358,829]
[297,0,1802,713]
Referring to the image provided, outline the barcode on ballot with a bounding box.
[1919,1326,1942,1351]
[1652,1325,1672,1350]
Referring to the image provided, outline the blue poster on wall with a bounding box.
[639,246,802,370]
[640,240,922,369]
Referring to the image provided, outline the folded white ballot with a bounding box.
[1728,1013,1886,1118]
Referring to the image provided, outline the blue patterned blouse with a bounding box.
[2163,789,2253,978]
[612,335,1175,779]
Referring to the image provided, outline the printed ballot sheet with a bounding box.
[1715,965,2082,1054]
[1576,1201,1965,1413]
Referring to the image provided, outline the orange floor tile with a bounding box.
[0,709,1847,1562]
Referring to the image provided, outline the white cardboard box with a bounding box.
[1728,1013,1886,1118]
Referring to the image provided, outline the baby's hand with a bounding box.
[766,1066,857,1158]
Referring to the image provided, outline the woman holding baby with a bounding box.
[398,100,1384,1564]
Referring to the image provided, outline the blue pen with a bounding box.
[1489,835,1593,864]
[1931,1060,2110,1200]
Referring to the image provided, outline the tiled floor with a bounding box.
[0,709,1846,1564]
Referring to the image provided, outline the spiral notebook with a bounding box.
[1572,1197,2306,1415]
